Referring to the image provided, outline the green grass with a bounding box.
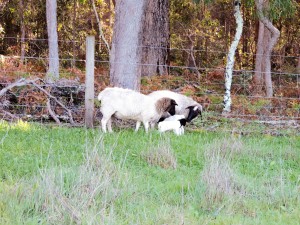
[0,120,299,224]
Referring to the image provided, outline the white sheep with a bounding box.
[148,90,203,122]
[158,117,187,136]
[97,87,177,133]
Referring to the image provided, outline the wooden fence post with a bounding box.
[85,36,95,128]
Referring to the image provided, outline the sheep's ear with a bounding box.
[186,105,198,111]
[186,106,193,110]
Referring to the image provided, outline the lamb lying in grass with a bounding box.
[158,115,187,136]
[98,87,177,133]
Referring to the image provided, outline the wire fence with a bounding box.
[0,37,299,135]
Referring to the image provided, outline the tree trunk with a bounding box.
[223,0,243,113]
[110,0,146,90]
[91,0,110,54]
[295,44,300,74]
[72,0,77,68]
[255,0,280,97]
[46,0,59,82]
[140,0,170,76]
[297,56,300,74]
[262,28,273,97]
[253,21,264,95]
[19,0,26,64]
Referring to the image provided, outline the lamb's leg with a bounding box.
[135,121,141,132]
[150,121,156,129]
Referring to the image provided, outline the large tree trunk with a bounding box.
[140,0,170,76]
[46,0,59,82]
[255,0,280,97]
[223,1,243,113]
[110,0,146,90]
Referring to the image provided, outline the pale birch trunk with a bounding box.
[255,0,280,97]
[110,0,146,90]
[46,0,59,82]
[223,1,243,113]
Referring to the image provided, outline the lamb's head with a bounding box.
[155,98,177,115]
[186,104,203,122]
[179,118,187,126]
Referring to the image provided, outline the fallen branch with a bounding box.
[30,81,75,125]
[46,98,61,125]
[0,78,76,125]
[0,78,40,97]
[0,109,19,121]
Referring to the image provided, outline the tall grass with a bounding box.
[0,121,299,224]
[141,138,177,169]
[0,134,128,224]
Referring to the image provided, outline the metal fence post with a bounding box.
[85,36,95,128]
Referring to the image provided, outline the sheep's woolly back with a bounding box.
[98,87,178,133]
[155,98,177,115]
[149,90,202,116]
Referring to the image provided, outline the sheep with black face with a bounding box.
[148,90,203,122]
[98,87,177,133]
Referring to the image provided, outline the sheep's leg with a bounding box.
[150,121,156,129]
[143,121,149,133]
[101,118,109,133]
[135,121,141,132]
[107,118,113,133]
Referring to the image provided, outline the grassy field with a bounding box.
[0,120,299,224]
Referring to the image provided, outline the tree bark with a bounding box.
[19,0,26,64]
[72,0,77,68]
[140,0,170,76]
[253,21,264,95]
[110,0,146,90]
[91,0,110,54]
[223,1,243,113]
[297,56,300,74]
[46,0,60,82]
[255,0,280,97]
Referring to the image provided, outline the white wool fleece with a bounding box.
[148,90,202,118]
[158,120,185,136]
[98,87,173,133]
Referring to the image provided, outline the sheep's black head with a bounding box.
[168,99,178,115]
[156,98,178,115]
[186,105,203,122]
[179,118,187,126]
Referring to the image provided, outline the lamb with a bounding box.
[148,90,203,122]
[97,87,177,133]
[158,116,187,136]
